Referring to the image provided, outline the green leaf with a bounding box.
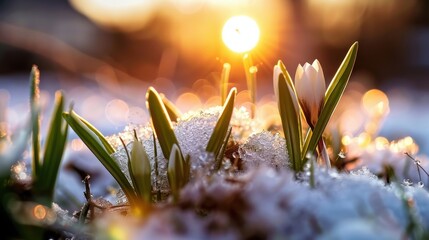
[302,42,358,163]
[214,126,232,170]
[30,65,41,177]
[146,87,181,160]
[277,60,303,146]
[63,111,138,205]
[206,88,236,160]
[37,91,68,203]
[161,94,182,122]
[275,67,302,171]
[72,111,115,155]
[129,135,152,203]
[167,144,185,202]
[152,132,161,201]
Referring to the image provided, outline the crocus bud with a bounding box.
[295,59,326,128]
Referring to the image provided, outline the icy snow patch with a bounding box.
[108,106,264,200]
[126,166,429,239]
[239,131,288,170]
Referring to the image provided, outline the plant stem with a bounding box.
[220,63,231,105]
[243,53,256,118]
[317,139,331,168]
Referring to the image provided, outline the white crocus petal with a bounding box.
[312,59,326,105]
[294,59,326,128]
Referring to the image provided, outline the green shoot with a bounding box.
[129,133,152,203]
[63,110,138,206]
[214,127,232,170]
[152,132,161,201]
[35,91,68,203]
[28,66,70,205]
[72,111,115,155]
[146,87,182,160]
[30,65,41,177]
[167,144,189,202]
[274,66,303,171]
[206,88,236,168]
[161,94,182,122]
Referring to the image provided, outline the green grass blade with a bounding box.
[30,65,41,177]
[63,111,137,205]
[277,60,303,146]
[146,87,181,160]
[161,94,182,122]
[206,88,236,158]
[324,42,359,104]
[72,112,115,155]
[183,154,190,184]
[220,63,231,105]
[302,128,312,157]
[167,144,184,202]
[129,135,152,203]
[37,91,68,202]
[214,126,232,170]
[275,68,302,171]
[302,42,358,163]
[152,132,161,201]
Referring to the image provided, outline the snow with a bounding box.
[108,106,261,199]
[239,131,289,170]
[91,166,429,239]
[90,106,429,239]
[346,140,429,186]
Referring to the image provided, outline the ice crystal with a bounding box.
[239,131,288,170]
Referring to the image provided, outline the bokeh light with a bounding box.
[222,16,260,53]
[105,99,130,126]
[33,205,47,220]
[70,0,159,32]
[362,89,389,116]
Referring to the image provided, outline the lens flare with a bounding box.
[222,16,260,53]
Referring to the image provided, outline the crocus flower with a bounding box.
[295,59,326,128]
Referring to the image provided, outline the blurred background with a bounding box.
[1,0,429,208]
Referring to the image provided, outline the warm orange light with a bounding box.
[70,0,159,32]
[33,205,47,220]
[358,132,371,147]
[362,89,389,116]
[222,16,260,53]
[71,139,84,151]
[341,135,352,146]
[374,137,389,150]
[108,223,129,240]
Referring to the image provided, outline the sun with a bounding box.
[222,15,260,53]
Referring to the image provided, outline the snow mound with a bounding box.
[125,166,429,239]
